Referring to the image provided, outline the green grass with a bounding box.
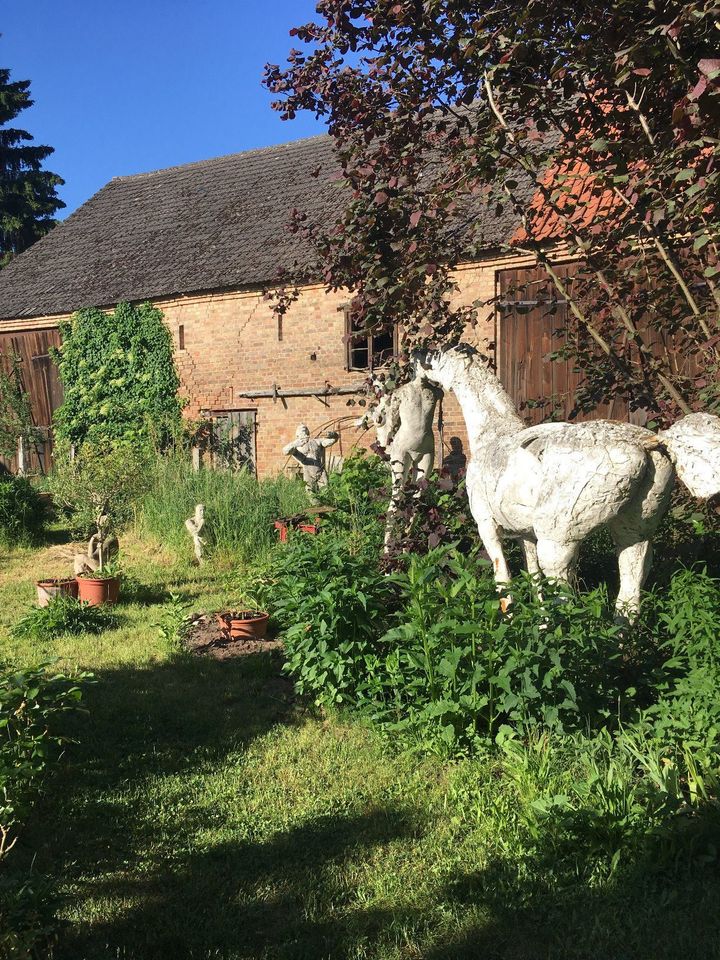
[2,534,720,959]
[139,455,310,564]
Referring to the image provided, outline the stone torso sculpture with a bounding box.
[185,504,205,563]
[420,343,720,618]
[283,425,339,495]
[366,375,442,550]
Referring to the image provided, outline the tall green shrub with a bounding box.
[0,474,45,545]
[52,301,182,447]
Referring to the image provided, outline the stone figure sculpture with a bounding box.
[73,520,119,576]
[362,375,442,549]
[283,425,340,495]
[418,342,720,618]
[185,503,206,564]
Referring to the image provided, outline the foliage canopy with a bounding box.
[52,301,182,448]
[0,67,64,267]
[266,0,720,420]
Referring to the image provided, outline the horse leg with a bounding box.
[476,518,513,612]
[612,537,653,623]
[536,538,580,584]
[521,538,540,576]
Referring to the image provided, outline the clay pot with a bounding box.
[216,610,269,641]
[77,575,121,606]
[36,577,79,608]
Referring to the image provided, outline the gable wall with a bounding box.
[0,251,540,478]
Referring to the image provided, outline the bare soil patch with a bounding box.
[184,613,285,661]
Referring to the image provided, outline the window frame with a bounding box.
[342,304,398,372]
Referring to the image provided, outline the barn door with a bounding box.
[0,328,63,474]
[202,409,257,473]
[497,264,632,425]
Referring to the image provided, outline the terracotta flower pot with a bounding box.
[216,610,269,641]
[36,577,78,608]
[77,575,121,606]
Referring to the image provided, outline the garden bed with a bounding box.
[183,612,284,660]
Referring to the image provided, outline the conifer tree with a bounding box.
[0,67,64,267]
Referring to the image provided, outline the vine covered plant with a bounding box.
[264,0,720,421]
[52,301,182,447]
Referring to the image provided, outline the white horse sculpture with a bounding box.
[418,343,720,617]
[361,375,442,549]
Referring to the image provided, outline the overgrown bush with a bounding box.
[0,475,45,546]
[139,453,308,563]
[272,534,398,706]
[0,662,88,958]
[50,440,154,539]
[273,530,720,758]
[273,541,640,746]
[0,662,88,861]
[52,301,182,448]
[11,596,118,642]
[316,449,477,560]
[316,451,389,547]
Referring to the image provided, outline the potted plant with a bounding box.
[76,559,122,607]
[215,585,270,641]
[51,442,151,606]
[215,609,270,641]
[36,576,79,607]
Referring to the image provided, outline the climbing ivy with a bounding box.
[52,301,182,447]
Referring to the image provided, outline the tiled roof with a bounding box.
[511,159,620,246]
[0,133,523,322]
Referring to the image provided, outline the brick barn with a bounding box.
[0,133,605,477]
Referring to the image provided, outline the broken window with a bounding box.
[343,304,396,371]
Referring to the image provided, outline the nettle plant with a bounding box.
[265,0,720,421]
[52,301,182,447]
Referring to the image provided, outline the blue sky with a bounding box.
[3,1,326,218]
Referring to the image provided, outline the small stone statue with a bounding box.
[283,425,339,496]
[359,374,442,551]
[185,504,205,564]
[73,521,119,576]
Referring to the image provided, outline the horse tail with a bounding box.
[658,413,720,500]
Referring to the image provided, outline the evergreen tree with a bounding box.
[0,67,64,267]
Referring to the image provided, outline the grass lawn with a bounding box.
[3,532,720,959]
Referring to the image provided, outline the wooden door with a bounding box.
[498,265,634,425]
[0,328,63,473]
[201,409,257,473]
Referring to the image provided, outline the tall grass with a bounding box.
[139,454,308,564]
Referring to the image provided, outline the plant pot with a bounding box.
[216,610,269,641]
[274,519,319,542]
[77,575,121,606]
[36,577,78,608]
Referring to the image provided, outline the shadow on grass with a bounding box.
[22,650,421,960]
[16,648,720,960]
[118,574,172,606]
[424,809,720,960]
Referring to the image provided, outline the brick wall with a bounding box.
[0,250,541,478]
[155,256,522,477]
